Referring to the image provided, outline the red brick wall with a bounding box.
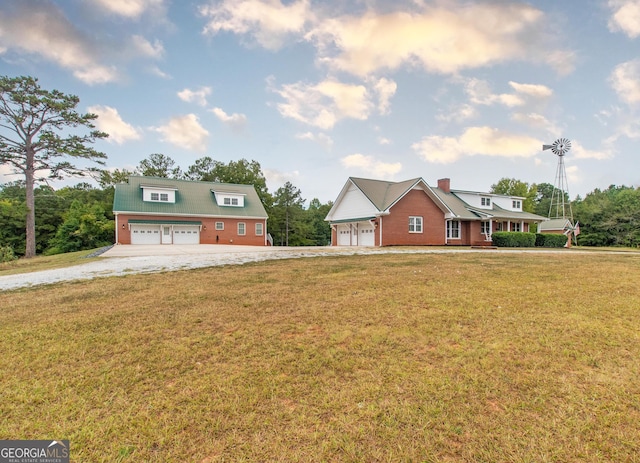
[381,189,446,245]
[116,214,267,245]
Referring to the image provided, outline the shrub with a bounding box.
[491,232,536,247]
[535,233,568,248]
[0,245,17,263]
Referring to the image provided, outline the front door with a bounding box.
[162,226,172,244]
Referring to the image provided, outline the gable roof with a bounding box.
[113,176,268,219]
[538,218,572,231]
[349,177,423,211]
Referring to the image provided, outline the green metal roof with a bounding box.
[113,176,268,219]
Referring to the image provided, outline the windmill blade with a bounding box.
[542,144,553,151]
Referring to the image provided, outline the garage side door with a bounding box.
[131,225,161,244]
[173,225,200,244]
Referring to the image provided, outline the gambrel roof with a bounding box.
[113,176,268,219]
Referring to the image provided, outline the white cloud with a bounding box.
[437,104,476,123]
[90,0,166,20]
[264,168,300,189]
[610,59,640,105]
[571,141,614,160]
[377,136,391,145]
[508,81,553,99]
[341,153,402,178]
[608,0,640,38]
[178,87,212,107]
[131,35,164,59]
[88,105,142,144]
[465,79,524,107]
[272,78,373,129]
[152,114,209,152]
[295,131,334,149]
[200,0,312,50]
[0,2,119,84]
[307,3,570,77]
[371,77,397,114]
[412,126,540,164]
[210,107,248,130]
[511,112,554,130]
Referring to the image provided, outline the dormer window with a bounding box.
[512,200,522,209]
[213,190,245,207]
[141,185,177,203]
[481,197,491,207]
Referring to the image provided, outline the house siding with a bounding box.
[381,189,446,246]
[116,214,267,246]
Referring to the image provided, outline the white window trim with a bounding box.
[215,222,224,230]
[447,220,460,239]
[255,223,263,236]
[238,222,246,236]
[409,216,423,233]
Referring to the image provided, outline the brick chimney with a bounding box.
[437,178,451,193]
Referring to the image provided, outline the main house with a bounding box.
[325,177,547,247]
[113,176,269,245]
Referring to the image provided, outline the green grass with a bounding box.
[0,248,102,276]
[1,252,639,462]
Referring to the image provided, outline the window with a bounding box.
[512,200,521,209]
[409,216,423,233]
[511,223,521,232]
[481,197,491,207]
[238,222,246,235]
[481,222,490,235]
[223,197,239,206]
[150,192,159,201]
[215,222,224,230]
[160,193,168,201]
[447,220,460,239]
[255,223,263,236]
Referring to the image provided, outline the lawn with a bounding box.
[1,252,639,462]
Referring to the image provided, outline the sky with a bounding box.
[1,0,639,204]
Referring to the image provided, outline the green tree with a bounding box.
[47,199,114,254]
[489,178,537,212]
[0,182,66,255]
[574,185,640,247]
[97,168,135,188]
[532,182,557,217]
[270,182,309,246]
[137,153,182,178]
[307,198,332,246]
[0,75,108,257]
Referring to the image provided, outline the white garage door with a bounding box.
[131,225,161,244]
[359,225,375,246]
[173,225,200,244]
[337,225,352,245]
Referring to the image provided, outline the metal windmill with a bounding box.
[542,138,574,221]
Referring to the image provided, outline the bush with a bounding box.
[535,233,568,248]
[0,245,17,263]
[491,232,536,247]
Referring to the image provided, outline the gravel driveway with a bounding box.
[0,244,609,292]
[0,245,451,291]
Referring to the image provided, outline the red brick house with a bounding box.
[113,176,269,245]
[325,177,547,246]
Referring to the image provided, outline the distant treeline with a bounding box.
[1,159,639,257]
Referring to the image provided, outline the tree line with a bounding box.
[0,153,334,257]
[490,178,640,247]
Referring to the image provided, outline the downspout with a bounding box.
[115,213,119,244]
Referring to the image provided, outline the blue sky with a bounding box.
[1,0,639,203]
